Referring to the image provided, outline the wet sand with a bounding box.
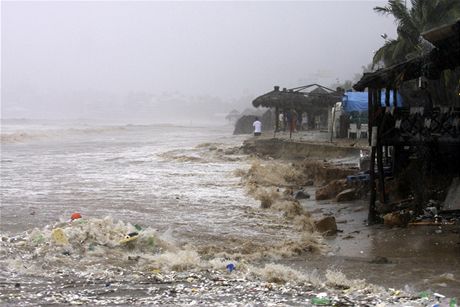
[299,187,460,298]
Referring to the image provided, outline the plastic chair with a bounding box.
[348,123,358,138]
[359,124,368,138]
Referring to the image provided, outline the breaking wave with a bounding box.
[0,125,130,144]
[0,216,447,306]
[0,216,378,292]
[158,144,244,163]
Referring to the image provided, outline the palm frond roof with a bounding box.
[354,19,460,91]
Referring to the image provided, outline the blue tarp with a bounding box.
[342,91,403,113]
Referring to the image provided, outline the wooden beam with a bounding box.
[377,143,386,204]
[376,88,387,204]
[369,142,377,224]
[385,88,391,107]
[368,90,372,145]
[368,88,377,224]
[275,107,279,131]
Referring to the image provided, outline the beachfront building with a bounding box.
[353,20,460,223]
[252,84,341,135]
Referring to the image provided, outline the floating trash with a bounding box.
[1,216,457,306]
[119,232,139,244]
[226,263,236,273]
[70,212,82,221]
[311,296,331,305]
[51,228,68,245]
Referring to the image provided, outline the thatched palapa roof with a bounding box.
[252,84,341,110]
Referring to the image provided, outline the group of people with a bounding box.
[278,110,308,132]
[252,110,309,137]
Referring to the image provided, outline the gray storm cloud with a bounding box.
[1,1,396,121]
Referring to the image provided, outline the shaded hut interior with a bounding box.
[252,84,342,131]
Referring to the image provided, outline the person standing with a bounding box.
[278,112,284,131]
[302,112,308,130]
[253,117,262,136]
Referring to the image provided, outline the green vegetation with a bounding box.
[373,0,460,67]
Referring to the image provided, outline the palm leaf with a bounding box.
[373,39,400,67]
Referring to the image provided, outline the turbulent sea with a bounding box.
[0,119,457,306]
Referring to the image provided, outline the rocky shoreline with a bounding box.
[237,135,460,300]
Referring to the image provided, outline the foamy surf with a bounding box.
[0,216,446,306]
[1,123,457,305]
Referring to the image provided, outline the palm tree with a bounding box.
[373,0,460,67]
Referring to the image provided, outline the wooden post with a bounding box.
[393,88,398,116]
[385,88,391,107]
[330,104,336,143]
[275,107,279,132]
[392,145,401,175]
[376,89,387,204]
[377,143,386,203]
[368,88,377,224]
[367,91,372,145]
[369,145,377,224]
[384,146,389,164]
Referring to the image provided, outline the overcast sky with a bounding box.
[1,1,397,118]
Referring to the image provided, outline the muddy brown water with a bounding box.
[297,186,460,298]
[1,123,459,304]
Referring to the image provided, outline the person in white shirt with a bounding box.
[253,117,262,136]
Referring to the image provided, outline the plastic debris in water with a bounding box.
[434,292,445,299]
[51,228,69,245]
[226,263,235,273]
[70,212,82,221]
[450,298,458,307]
[420,291,430,299]
[119,232,139,244]
[32,234,45,244]
[311,296,331,305]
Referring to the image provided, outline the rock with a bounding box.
[233,110,275,135]
[335,188,357,202]
[315,179,349,200]
[369,256,390,264]
[224,148,237,155]
[233,116,257,134]
[314,216,337,236]
[304,180,314,186]
[294,190,310,200]
[383,212,410,226]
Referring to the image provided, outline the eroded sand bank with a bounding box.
[241,135,460,299]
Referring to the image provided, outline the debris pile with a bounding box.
[375,178,460,227]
